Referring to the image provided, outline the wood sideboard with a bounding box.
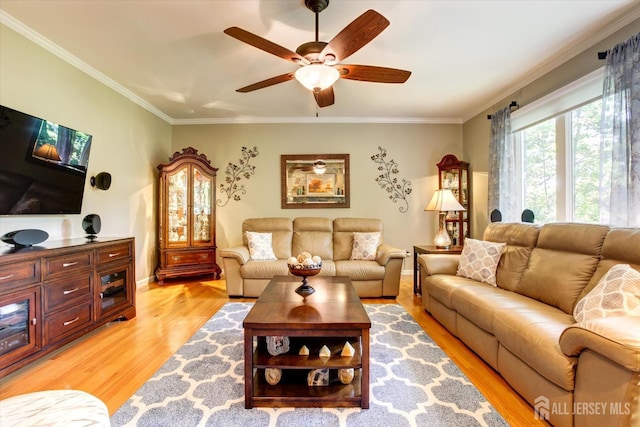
[0,237,136,377]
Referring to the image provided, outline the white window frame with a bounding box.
[511,67,604,223]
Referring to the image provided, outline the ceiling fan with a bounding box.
[224,0,411,108]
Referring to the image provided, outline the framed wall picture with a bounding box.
[281,154,349,209]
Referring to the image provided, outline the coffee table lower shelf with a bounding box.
[251,370,363,408]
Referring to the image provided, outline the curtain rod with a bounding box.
[598,51,608,60]
[487,101,519,120]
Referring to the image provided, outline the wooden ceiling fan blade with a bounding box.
[320,10,389,63]
[236,72,295,93]
[224,27,306,64]
[313,86,335,107]
[337,65,411,83]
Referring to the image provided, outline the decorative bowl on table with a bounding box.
[287,252,322,298]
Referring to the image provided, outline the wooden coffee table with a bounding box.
[243,275,371,408]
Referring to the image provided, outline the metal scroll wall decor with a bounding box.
[371,146,412,213]
[216,146,259,207]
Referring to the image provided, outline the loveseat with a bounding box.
[418,222,640,427]
[220,217,406,298]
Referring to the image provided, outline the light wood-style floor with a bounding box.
[0,275,546,426]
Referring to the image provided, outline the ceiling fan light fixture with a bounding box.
[295,64,339,92]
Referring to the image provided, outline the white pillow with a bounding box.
[573,264,640,323]
[350,232,381,261]
[456,238,506,286]
[245,231,277,260]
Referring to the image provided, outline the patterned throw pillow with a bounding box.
[456,238,506,286]
[573,264,640,323]
[245,231,277,261]
[350,232,381,261]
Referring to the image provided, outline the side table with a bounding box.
[413,245,463,295]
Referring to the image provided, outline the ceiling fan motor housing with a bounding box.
[305,0,329,13]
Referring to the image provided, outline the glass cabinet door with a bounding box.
[0,287,40,366]
[192,166,212,245]
[167,167,188,245]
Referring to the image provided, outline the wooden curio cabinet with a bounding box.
[437,154,470,246]
[155,147,221,284]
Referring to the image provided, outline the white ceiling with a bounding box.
[1,0,639,124]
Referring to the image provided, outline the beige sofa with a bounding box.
[221,217,406,298]
[419,222,640,427]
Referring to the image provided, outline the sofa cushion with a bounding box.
[425,275,481,309]
[483,222,540,291]
[245,231,277,260]
[292,217,334,260]
[350,232,381,260]
[240,260,289,279]
[451,283,537,333]
[243,218,293,260]
[579,227,640,300]
[573,264,640,322]
[516,223,609,314]
[456,238,506,286]
[493,302,577,391]
[335,260,385,280]
[333,218,383,261]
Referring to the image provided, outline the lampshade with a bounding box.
[33,143,61,161]
[424,189,466,212]
[295,64,340,91]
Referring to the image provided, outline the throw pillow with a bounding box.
[245,231,277,261]
[456,238,506,286]
[350,232,381,261]
[573,264,640,323]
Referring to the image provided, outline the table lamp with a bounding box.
[424,188,466,248]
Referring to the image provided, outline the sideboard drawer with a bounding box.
[95,242,132,265]
[44,273,93,313]
[44,303,93,345]
[0,261,40,288]
[44,252,93,279]
[165,249,214,267]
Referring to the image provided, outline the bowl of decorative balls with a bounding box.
[287,252,322,298]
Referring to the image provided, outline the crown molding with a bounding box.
[172,116,462,125]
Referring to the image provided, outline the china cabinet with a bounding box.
[155,147,220,284]
[437,154,470,246]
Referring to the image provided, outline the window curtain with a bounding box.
[600,32,640,227]
[488,106,518,222]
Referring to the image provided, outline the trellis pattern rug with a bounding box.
[111,303,507,427]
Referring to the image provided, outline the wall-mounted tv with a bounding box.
[0,105,92,215]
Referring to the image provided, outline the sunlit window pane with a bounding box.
[522,119,556,223]
[571,99,604,223]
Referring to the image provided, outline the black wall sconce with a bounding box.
[90,172,112,190]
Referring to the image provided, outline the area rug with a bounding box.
[111,303,507,427]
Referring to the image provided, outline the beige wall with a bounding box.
[0,25,172,283]
[172,123,462,266]
[463,17,640,239]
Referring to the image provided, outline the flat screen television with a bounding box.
[0,105,92,215]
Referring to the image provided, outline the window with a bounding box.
[512,68,607,224]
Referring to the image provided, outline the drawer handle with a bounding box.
[63,287,80,295]
[62,261,79,267]
[171,255,181,261]
[0,274,14,281]
[108,252,121,258]
[63,316,80,326]
[31,318,37,326]
[200,253,209,259]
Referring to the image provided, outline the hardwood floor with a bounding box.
[0,275,545,426]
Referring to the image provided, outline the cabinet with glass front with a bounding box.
[437,154,470,246]
[155,147,221,284]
